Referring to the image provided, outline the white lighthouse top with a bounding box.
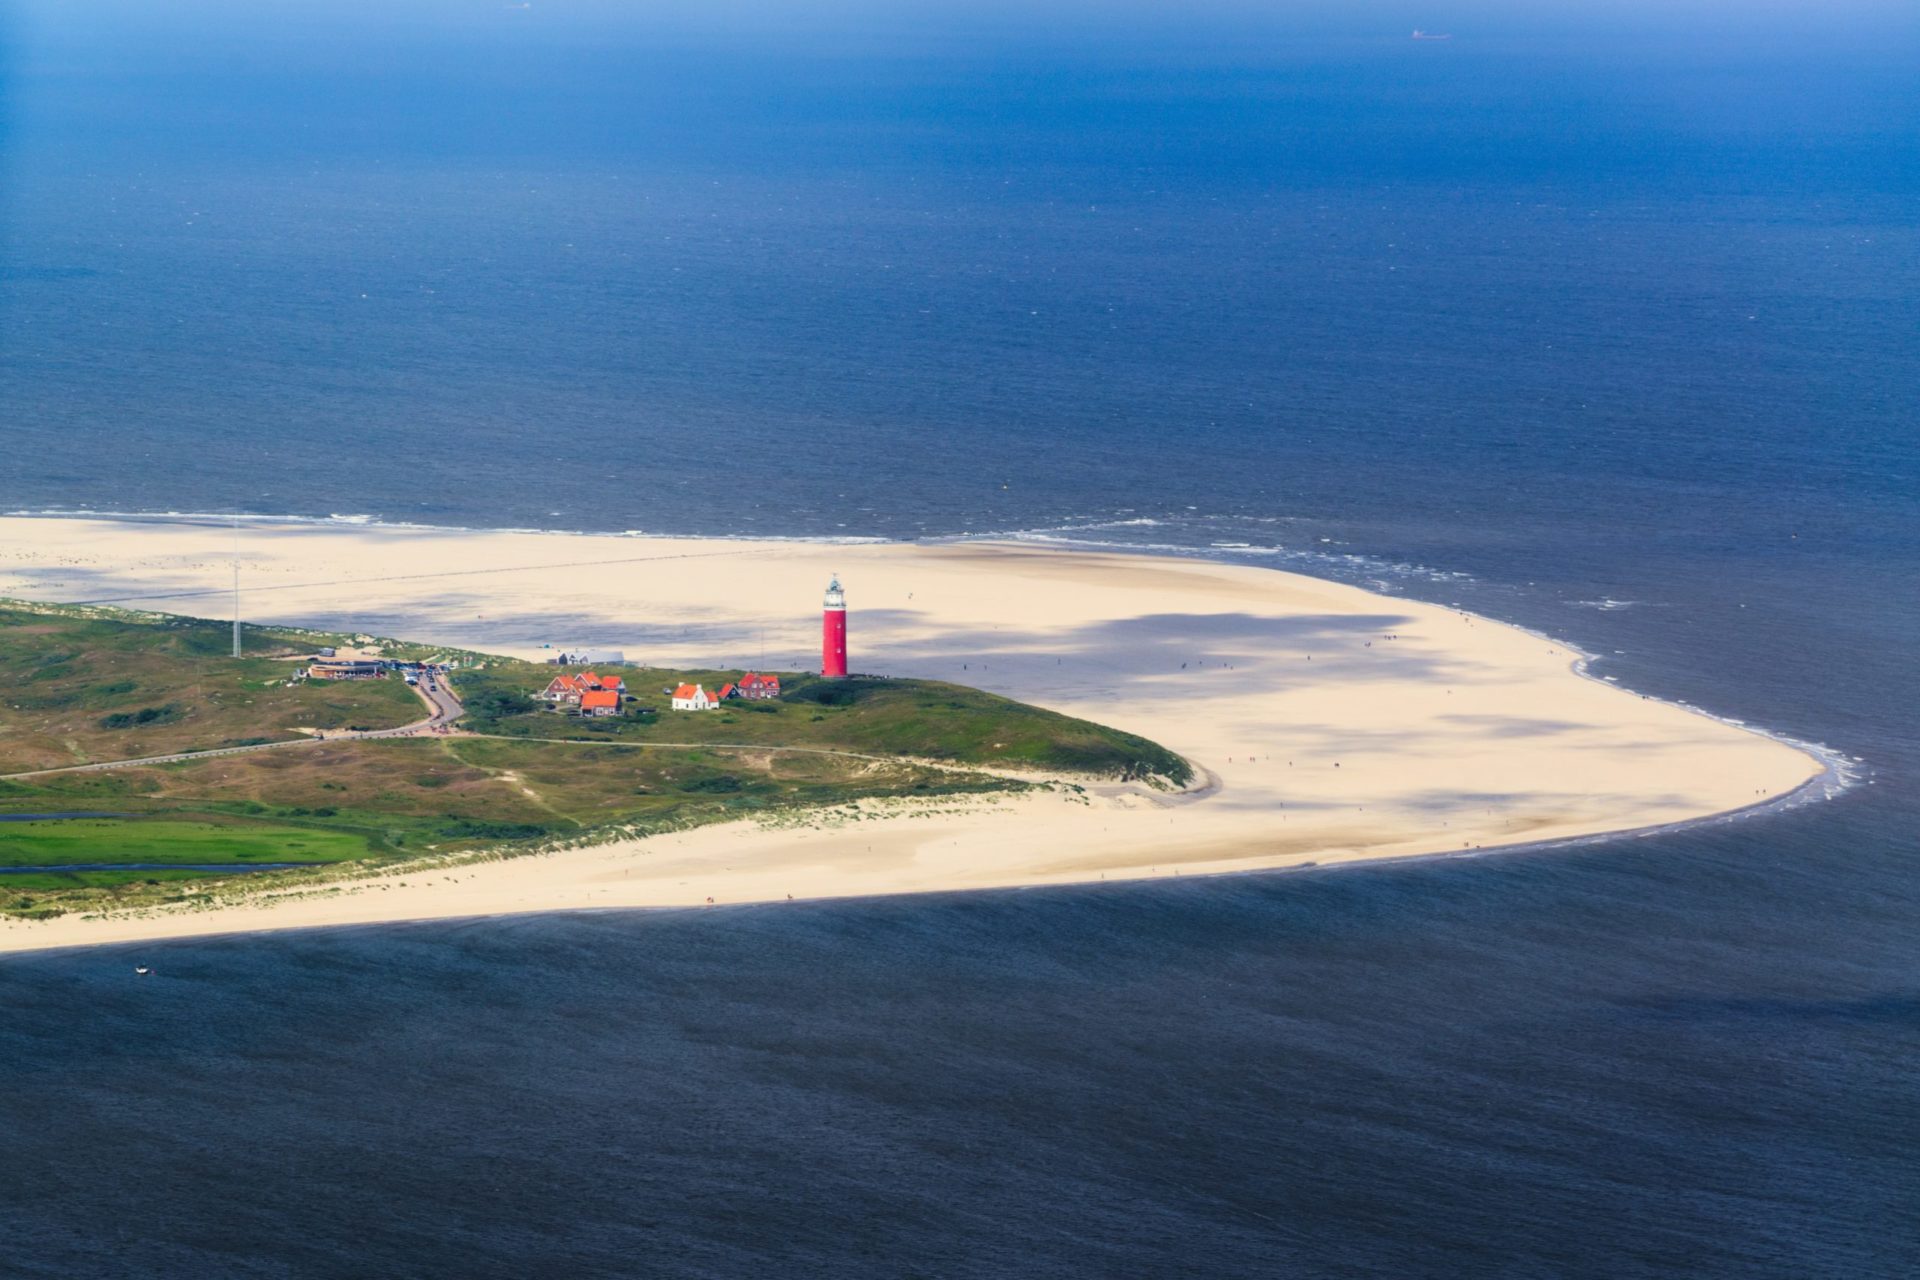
[824,574,845,610]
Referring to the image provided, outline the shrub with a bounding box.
[785,677,888,708]
[98,704,182,730]
[438,819,550,841]
[463,686,539,723]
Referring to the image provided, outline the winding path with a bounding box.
[0,676,465,781]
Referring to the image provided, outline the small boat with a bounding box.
[134,966,150,976]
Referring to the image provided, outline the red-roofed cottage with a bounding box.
[736,672,782,700]
[540,674,586,706]
[580,689,623,717]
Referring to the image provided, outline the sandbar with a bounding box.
[0,516,1824,953]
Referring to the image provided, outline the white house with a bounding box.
[670,682,722,711]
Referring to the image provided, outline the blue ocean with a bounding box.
[2,2,1917,1275]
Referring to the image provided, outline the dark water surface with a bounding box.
[3,2,1918,1276]
[4,834,1916,1279]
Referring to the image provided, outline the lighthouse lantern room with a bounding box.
[821,574,848,678]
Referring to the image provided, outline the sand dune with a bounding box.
[0,516,1823,953]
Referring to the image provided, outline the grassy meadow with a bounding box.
[0,604,420,772]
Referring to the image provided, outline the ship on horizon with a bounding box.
[1412,29,1453,40]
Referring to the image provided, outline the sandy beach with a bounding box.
[0,515,1824,953]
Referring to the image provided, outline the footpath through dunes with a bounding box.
[0,516,1826,951]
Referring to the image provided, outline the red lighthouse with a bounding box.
[821,574,848,678]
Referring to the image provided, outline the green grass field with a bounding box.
[0,818,369,865]
[0,817,373,916]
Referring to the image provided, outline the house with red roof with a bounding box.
[539,674,587,706]
[736,672,781,700]
[670,683,722,712]
[579,689,623,717]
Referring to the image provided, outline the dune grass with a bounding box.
[461,667,1191,785]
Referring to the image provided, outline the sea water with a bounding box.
[1,2,1916,1275]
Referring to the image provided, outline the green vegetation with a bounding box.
[0,603,420,772]
[462,666,1190,785]
[0,601,1188,920]
[0,818,367,868]
[0,815,372,915]
[99,704,183,730]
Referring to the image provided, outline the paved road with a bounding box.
[0,675,465,781]
[409,676,464,731]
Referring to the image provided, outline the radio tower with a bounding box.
[821,574,847,678]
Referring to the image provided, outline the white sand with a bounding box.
[0,516,1822,953]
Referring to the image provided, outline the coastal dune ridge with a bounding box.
[0,515,1826,953]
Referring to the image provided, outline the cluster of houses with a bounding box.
[537,669,781,717]
[669,672,781,711]
[537,670,630,717]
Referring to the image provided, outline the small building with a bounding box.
[670,683,722,712]
[579,689,623,717]
[736,672,781,700]
[540,674,587,706]
[550,649,626,666]
[309,659,386,681]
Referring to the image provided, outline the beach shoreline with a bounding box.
[0,760,1843,960]
[0,515,1829,955]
